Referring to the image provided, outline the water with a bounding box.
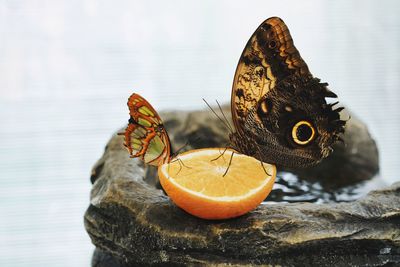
[266,172,385,204]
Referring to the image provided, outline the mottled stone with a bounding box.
[92,248,125,267]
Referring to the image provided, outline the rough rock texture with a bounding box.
[92,248,124,267]
[85,106,399,266]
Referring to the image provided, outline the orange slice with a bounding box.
[158,148,276,220]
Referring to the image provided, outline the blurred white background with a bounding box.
[0,0,399,266]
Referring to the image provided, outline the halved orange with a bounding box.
[158,148,276,220]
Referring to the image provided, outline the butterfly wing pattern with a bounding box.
[120,93,171,166]
[231,17,311,131]
[230,17,346,168]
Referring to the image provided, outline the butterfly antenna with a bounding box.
[215,99,233,133]
[203,98,232,133]
[173,140,190,156]
[171,135,202,158]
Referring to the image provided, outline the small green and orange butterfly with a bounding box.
[118,93,172,166]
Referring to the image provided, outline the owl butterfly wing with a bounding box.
[119,93,171,166]
[230,17,346,168]
[231,17,311,133]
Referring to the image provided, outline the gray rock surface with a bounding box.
[84,107,399,266]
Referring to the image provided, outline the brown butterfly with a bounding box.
[229,17,346,168]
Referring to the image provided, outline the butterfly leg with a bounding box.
[211,147,229,162]
[177,157,191,169]
[173,159,182,176]
[222,150,235,177]
[253,143,272,176]
[175,158,184,176]
[171,140,191,158]
[175,157,192,173]
[166,159,177,178]
[168,157,192,177]
[211,142,233,162]
[260,161,272,176]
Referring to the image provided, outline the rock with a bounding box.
[92,248,126,267]
[85,107,399,265]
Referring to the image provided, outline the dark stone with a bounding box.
[85,106,399,266]
[92,248,126,267]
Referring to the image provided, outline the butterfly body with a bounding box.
[230,17,345,168]
[120,93,171,166]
